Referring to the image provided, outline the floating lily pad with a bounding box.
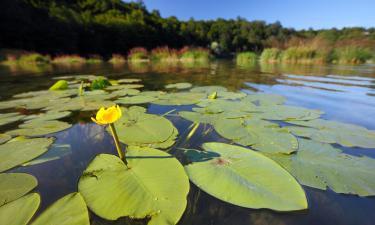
[30,192,89,225]
[113,106,178,149]
[0,113,25,126]
[0,133,11,144]
[0,137,54,172]
[22,144,71,166]
[49,80,68,91]
[165,82,192,89]
[7,120,72,137]
[111,88,141,97]
[243,93,286,106]
[257,105,323,121]
[153,92,206,105]
[115,95,157,105]
[23,111,72,123]
[0,193,40,225]
[267,139,375,196]
[0,173,37,206]
[185,142,307,211]
[190,86,228,93]
[214,118,298,154]
[105,84,144,90]
[78,146,189,225]
[117,78,142,83]
[287,119,375,148]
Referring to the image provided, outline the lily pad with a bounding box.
[165,82,192,89]
[267,139,375,196]
[78,146,189,225]
[111,88,141,97]
[113,106,178,149]
[22,144,71,166]
[0,173,37,206]
[0,193,40,225]
[105,84,144,90]
[153,92,206,105]
[0,133,11,144]
[30,192,89,225]
[0,113,25,126]
[287,119,375,148]
[243,93,286,106]
[115,95,157,105]
[0,137,54,172]
[257,105,323,121]
[6,120,72,137]
[117,78,142,83]
[23,111,72,123]
[185,142,307,211]
[49,80,68,91]
[214,118,298,154]
[190,86,228,93]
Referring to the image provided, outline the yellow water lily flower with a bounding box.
[91,105,122,125]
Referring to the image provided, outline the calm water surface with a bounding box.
[0,61,374,225]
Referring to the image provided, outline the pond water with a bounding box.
[0,61,374,225]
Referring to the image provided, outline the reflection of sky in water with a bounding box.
[1,62,375,225]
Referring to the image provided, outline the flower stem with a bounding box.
[109,123,128,166]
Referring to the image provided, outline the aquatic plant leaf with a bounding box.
[153,92,206,105]
[23,111,71,123]
[0,173,37,206]
[242,93,286,106]
[117,78,142,83]
[111,88,141,97]
[90,77,112,90]
[113,106,178,149]
[266,139,375,196]
[49,80,68,91]
[214,118,297,154]
[185,142,307,211]
[287,119,375,148]
[0,134,11,144]
[6,120,72,137]
[105,84,144,90]
[115,95,157,105]
[257,105,323,121]
[31,192,89,225]
[0,113,25,126]
[0,193,40,225]
[179,111,221,124]
[78,146,189,225]
[22,144,71,166]
[0,137,53,172]
[165,82,192,89]
[190,86,228,93]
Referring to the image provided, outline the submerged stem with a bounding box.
[109,123,128,166]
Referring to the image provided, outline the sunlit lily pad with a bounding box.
[0,193,40,225]
[22,144,71,166]
[287,119,375,148]
[30,192,89,225]
[117,78,142,83]
[214,118,298,154]
[0,137,54,172]
[23,111,71,123]
[113,106,178,149]
[257,105,323,121]
[6,120,72,137]
[115,95,157,105]
[78,146,189,225]
[0,173,37,206]
[165,82,192,89]
[0,133,11,144]
[153,92,206,105]
[111,88,141,97]
[49,80,68,91]
[0,113,25,126]
[267,139,375,196]
[105,84,144,90]
[185,142,307,211]
[243,93,286,106]
[190,86,228,93]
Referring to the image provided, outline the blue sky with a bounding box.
[141,0,374,30]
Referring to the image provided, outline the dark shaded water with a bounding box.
[1,61,375,225]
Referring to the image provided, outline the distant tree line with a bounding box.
[1,0,374,57]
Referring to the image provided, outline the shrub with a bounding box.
[18,53,50,64]
[128,47,149,62]
[52,55,86,64]
[332,46,373,64]
[236,52,257,64]
[86,55,103,64]
[260,48,281,63]
[150,46,179,62]
[180,47,210,62]
[108,54,126,64]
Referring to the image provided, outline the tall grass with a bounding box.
[108,54,126,64]
[18,53,50,64]
[52,55,86,64]
[180,47,210,62]
[86,55,103,64]
[150,46,179,62]
[127,47,149,62]
[260,48,281,63]
[236,52,257,64]
[331,46,373,64]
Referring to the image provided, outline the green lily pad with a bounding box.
[6,120,72,137]
[165,82,192,89]
[0,133,11,144]
[113,106,178,149]
[115,95,157,105]
[267,139,375,196]
[257,105,323,121]
[23,111,72,123]
[0,193,40,225]
[117,78,142,83]
[214,118,298,154]
[153,92,206,105]
[190,86,228,93]
[22,144,71,166]
[49,80,68,91]
[243,93,286,106]
[78,146,189,225]
[287,119,375,148]
[0,137,54,172]
[111,88,141,97]
[0,173,37,206]
[0,113,25,126]
[105,84,144,90]
[185,142,307,211]
[30,192,89,225]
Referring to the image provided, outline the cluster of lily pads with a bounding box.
[0,74,375,225]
